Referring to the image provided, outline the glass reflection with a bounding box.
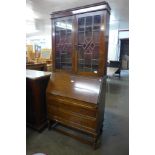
[74,82,99,93]
[56,22,72,30]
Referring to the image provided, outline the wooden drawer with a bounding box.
[47,95,97,118]
[47,104,97,129]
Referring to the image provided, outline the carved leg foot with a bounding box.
[100,128,103,134]
[100,124,103,134]
[48,120,52,130]
[93,136,98,150]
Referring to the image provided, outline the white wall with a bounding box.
[108,29,119,61]
[108,28,129,61]
[119,30,129,39]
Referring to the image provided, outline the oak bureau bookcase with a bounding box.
[46,1,111,148]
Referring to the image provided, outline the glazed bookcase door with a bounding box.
[53,16,74,71]
[51,7,109,76]
[75,11,105,76]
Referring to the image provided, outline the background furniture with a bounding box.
[109,61,121,77]
[120,38,129,70]
[26,63,46,71]
[46,72,106,148]
[51,1,110,76]
[107,67,119,77]
[26,70,51,132]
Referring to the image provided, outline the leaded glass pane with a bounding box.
[77,14,101,72]
[54,17,73,71]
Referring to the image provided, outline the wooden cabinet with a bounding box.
[47,1,110,148]
[46,72,106,148]
[51,1,111,76]
[26,70,51,132]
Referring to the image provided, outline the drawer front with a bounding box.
[47,104,97,129]
[47,96,97,118]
